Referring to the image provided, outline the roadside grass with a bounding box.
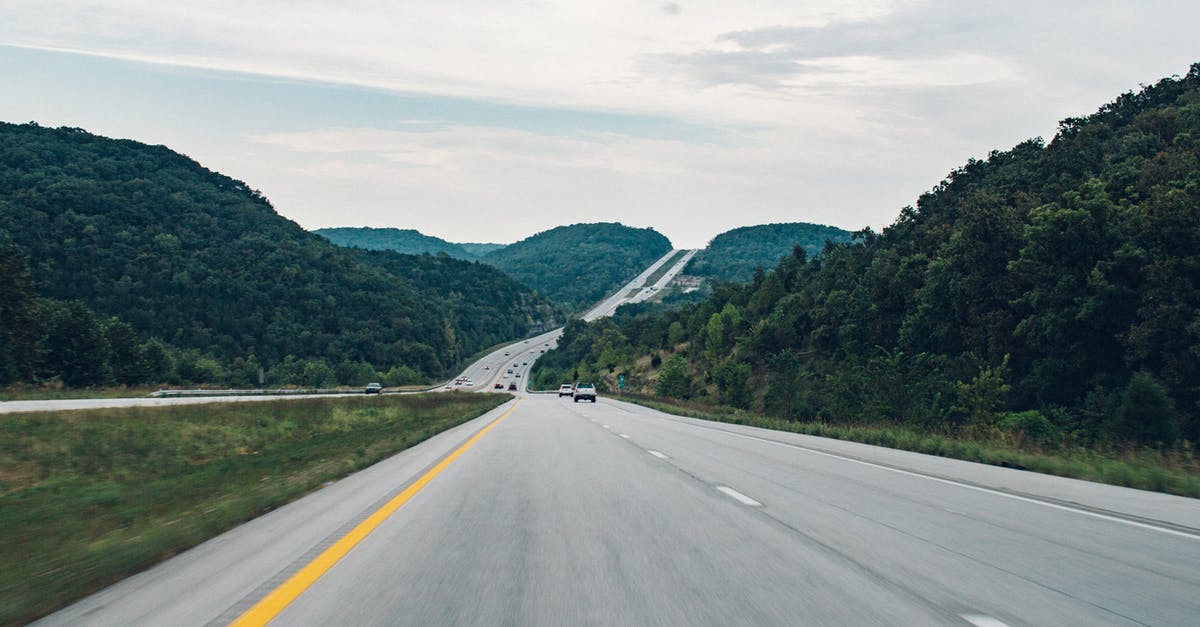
[0,379,369,401]
[0,393,508,626]
[618,395,1200,499]
[0,385,162,402]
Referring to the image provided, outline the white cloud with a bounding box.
[3,0,1199,247]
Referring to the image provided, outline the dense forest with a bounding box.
[0,122,560,388]
[687,222,852,283]
[534,64,1200,448]
[480,222,673,310]
[313,226,502,261]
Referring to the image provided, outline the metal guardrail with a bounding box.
[148,388,359,398]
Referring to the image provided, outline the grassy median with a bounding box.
[0,393,508,626]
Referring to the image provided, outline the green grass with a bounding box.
[0,385,162,401]
[0,393,508,626]
[619,395,1200,499]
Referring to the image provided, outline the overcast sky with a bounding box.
[2,1,1197,248]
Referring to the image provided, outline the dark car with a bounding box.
[493,382,504,390]
[507,382,518,391]
[573,382,596,403]
[364,382,383,394]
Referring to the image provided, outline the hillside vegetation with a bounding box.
[481,222,672,310]
[687,222,852,283]
[313,226,502,260]
[535,64,1200,452]
[0,122,559,388]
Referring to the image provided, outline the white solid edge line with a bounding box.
[961,614,1011,627]
[676,421,1200,541]
[717,486,763,507]
[647,450,669,460]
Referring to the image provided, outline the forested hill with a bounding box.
[313,226,502,260]
[481,222,673,310]
[537,63,1200,447]
[0,122,560,386]
[687,222,853,283]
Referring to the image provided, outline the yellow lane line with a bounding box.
[229,398,522,626]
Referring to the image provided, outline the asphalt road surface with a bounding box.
[37,393,1200,626]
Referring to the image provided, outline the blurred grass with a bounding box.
[621,395,1200,499]
[0,392,508,626]
[0,385,161,401]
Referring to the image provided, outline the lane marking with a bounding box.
[961,614,1011,627]
[717,486,763,507]
[228,399,522,627]
[619,434,631,439]
[647,450,669,460]
[661,419,1200,541]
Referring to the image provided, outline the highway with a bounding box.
[430,248,693,395]
[20,250,1200,625]
[36,393,1200,626]
[581,249,693,321]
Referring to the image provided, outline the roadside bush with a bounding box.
[999,410,1059,448]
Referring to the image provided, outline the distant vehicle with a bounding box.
[364,382,382,394]
[493,383,504,390]
[573,383,597,403]
[507,382,518,391]
[540,350,545,354]
[522,362,527,366]
[558,384,573,397]
[504,352,510,356]
[515,373,521,378]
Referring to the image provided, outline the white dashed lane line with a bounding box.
[717,486,762,507]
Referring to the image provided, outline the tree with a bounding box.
[37,300,111,387]
[655,355,690,398]
[1115,372,1179,446]
[713,358,751,408]
[0,242,38,383]
[104,319,146,385]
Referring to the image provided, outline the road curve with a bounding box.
[37,393,1200,626]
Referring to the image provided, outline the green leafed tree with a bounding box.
[655,354,690,398]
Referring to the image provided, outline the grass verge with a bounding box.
[0,392,508,626]
[0,385,162,402]
[618,394,1200,499]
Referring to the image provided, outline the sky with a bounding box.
[1,1,1198,248]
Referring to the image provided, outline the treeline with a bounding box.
[314,226,496,260]
[686,222,852,283]
[480,222,673,310]
[0,122,561,387]
[534,64,1200,449]
[0,244,426,388]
